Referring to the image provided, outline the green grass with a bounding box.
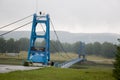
[0,52,77,65]
[0,58,24,65]
[0,67,115,80]
[0,53,115,80]
[70,61,114,69]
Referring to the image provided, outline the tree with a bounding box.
[92,42,102,56]
[6,38,15,53]
[72,41,81,54]
[113,40,120,80]
[0,37,6,53]
[102,42,116,58]
[85,43,94,55]
[50,40,60,53]
[14,40,20,53]
[62,43,73,53]
[18,38,29,51]
[54,40,63,52]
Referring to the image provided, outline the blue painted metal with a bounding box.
[79,42,85,58]
[27,13,50,65]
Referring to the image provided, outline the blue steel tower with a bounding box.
[79,42,85,59]
[27,13,50,65]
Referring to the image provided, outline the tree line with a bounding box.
[113,39,120,80]
[0,37,117,58]
[0,37,29,53]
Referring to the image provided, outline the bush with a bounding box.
[113,46,120,80]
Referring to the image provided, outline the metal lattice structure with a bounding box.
[27,13,50,65]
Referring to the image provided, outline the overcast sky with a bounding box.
[0,0,120,33]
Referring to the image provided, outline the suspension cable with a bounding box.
[0,14,33,29]
[40,24,67,58]
[50,19,72,59]
[0,21,32,37]
[51,42,67,58]
[40,24,45,32]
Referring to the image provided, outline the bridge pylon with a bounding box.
[27,12,50,65]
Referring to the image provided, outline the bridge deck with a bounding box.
[60,58,83,68]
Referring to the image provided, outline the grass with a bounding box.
[0,51,27,65]
[0,52,115,68]
[51,52,78,61]
[0,67,115,80]
[0,58,23,65]
[0,52,78,65]
[70,60,113,69]
[70,55,114,69]
[86,55,114,64]
[0,52,115,80]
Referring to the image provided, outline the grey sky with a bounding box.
[0,0,120,33]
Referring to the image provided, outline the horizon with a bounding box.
[0,30,120,34]
[0,30,119,44]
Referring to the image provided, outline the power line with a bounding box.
[0,14,33,29]
[50,19,72,59]
[0,21,32,37]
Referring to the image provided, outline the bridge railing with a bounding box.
[54,58,83,68]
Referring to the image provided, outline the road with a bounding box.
[0,64,40,73]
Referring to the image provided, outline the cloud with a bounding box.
[0,0,120,33]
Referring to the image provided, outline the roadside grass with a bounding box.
[0,67,115,80]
